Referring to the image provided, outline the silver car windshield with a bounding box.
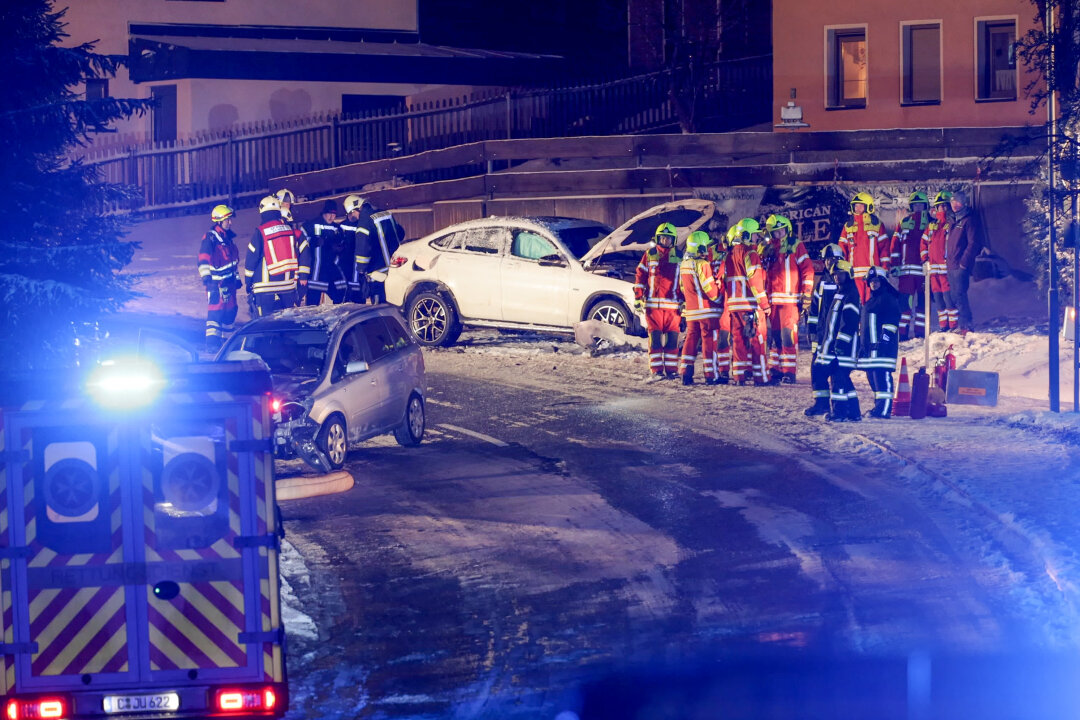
[228,329,329,377]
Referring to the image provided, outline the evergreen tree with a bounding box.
[1014,0,1080,296]
[0,0,152,370]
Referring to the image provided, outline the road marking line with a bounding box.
[437,423,508,447]
[427,398,463,409]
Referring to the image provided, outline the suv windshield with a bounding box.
[554,224,612,260]
[224,329,329,377]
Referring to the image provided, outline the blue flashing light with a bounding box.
[87,358,165,409]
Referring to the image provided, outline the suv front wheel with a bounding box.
[407,291,463,347]
[317,414,348,470]
[587,298,631,331]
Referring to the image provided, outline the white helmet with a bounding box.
[274,188,295,205]
[258,195,280,214]
[343,194,366,214]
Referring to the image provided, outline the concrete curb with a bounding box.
[276,470,354,501]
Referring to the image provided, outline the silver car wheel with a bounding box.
[325,421,347,466]
[408,396,424,438]
[590,302,628,329]
[411,297,447,343]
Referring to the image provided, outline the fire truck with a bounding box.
[0,359,286,720]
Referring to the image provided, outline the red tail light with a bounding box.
[214,687,278,714]
[5,698,68,720]
[270,397,283,413]
[390,254,407,268]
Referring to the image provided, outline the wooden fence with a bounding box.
[82,55,771,214]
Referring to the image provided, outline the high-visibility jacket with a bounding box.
[807,274,838,351]
[920,219,949,277]
[678,255,722,320]
[762,238,814,305]
[302,220,342,292]
[721,244,769,313]
[343,209,378,293]
[817,276,862,368]
[245,218,299,294]
[197,225,240,289]
[889,211,931,277]
[634,245,681,310]
[839,212,888,279]
[858,282,902,370]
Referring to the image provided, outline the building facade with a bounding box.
[63,0,557,146]
[772,0,1047,131]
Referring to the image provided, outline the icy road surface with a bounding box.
[276,342,1080,719]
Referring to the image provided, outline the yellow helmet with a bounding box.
[274,188,295,205]
[833,258,854,276]
[850,192,875,214]
[258,195,280,214]
[932,190,952,207]
[765,214,793,238]
[685,230,713,256]
[735,218,761,245]
[344,194,366,214]
[724,225,739,246]
[281,207,294,222]
[210,204,234,223]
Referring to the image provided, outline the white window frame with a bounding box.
[973,14,1019,102]
[899,20,943,106]
[824,23,869,110]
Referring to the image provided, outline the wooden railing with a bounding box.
[82,55,771,214]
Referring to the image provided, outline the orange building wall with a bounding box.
[772,0,1046,131]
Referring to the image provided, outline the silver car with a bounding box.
[217,304,425,471]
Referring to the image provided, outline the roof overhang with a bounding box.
[128,27,565,86]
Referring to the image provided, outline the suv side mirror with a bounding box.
[538,254,568,268]
[346,360,369,374]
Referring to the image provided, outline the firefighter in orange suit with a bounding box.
[717,218,771,385]
[920,191,957,331]
[889,191,932,340]
[197,204,241,351]
[838,191,888,303]
[244,195,301,317]
[762,214,814,384]
[634,223,683,381]
[677,230,723,385]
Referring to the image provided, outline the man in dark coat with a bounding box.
[947,190,983,334]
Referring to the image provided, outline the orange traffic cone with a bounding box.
[893,357,911,417]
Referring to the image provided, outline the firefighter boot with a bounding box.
[825,398,849,422]
[804,397,830,416]
[682,372,694,386]
[846,397,862,422]
[716,372,730,385]
[780,372,797,385]
[865,400,885,419]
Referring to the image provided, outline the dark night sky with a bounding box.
[418,0,629,76]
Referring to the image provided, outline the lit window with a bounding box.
[976,19,1017,101]
[902,23,941,105]
[827,27,867,109]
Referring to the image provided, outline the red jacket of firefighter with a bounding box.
[246,218,300,294]
[763,237,814,305]
[198,225,240,294]
[838,211,888,281]
[920,218,949,278]
[889,210,931,278]
[679,255,722,319]
[634,245,681,310]
[721,244,769,313]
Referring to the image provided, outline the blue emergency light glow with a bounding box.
[87,358,165,408]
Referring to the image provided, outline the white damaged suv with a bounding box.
[383,200,716,346]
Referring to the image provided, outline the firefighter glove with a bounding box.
[888,266,900,278]
[634,298,645,313]
[800,294,811,312]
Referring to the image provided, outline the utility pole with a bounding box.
[1048,2,1060,413]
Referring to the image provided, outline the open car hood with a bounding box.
[580,199,716,265]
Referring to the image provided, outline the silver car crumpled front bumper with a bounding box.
[274,416,333,474]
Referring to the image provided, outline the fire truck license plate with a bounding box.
[103,693,180,713]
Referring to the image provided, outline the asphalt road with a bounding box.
[277,361,1056,720]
